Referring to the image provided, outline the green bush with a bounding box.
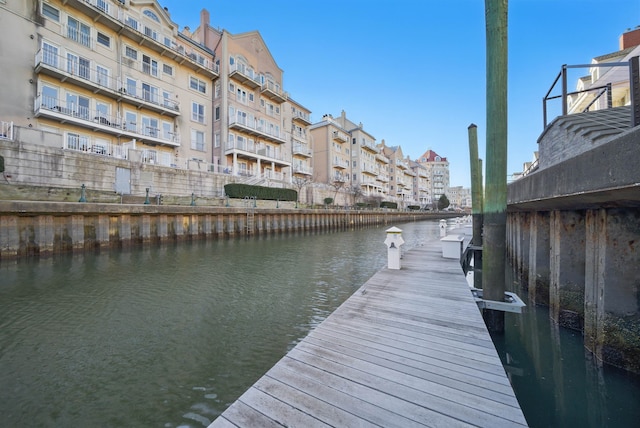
[407,205,420,210]
[380,201,398,209]
[224,183,297,201]
[324,197,333,205]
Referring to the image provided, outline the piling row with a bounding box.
[0,201,444,261]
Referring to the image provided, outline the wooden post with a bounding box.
[483,0,508,333]
[468,124,483,289]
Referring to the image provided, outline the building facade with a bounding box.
[417,149,450,207]
[1,0,218,177]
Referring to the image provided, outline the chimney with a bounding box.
[619,26,640,50]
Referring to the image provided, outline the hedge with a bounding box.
[407,205,420,210]
[224,183,297,201]
[380,201,398,209]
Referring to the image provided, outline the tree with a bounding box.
[349,185,364,207]
[437,194,450,211]
[329,179,346,207]
[292,176,312,207]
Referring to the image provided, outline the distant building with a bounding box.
[447,186,472,209]
[309,114,351,185]
[417,149,450,206]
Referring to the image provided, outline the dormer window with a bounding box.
[143,9,160,23]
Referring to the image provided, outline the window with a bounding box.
[214,106,220,121]
[191,130,205,151]
[41,85,58,109]
[125,16,138,30]
[67,17,91,48]
[143,10,160,23]
[214,133,220,148]
[67,53,90,80]
[162,122,172,140]
[67,133,89,151]
[142,117,159,137]
[142,55,158,77]
[42,41,59,67]
[97,32,110,48]
[42,3,60,21]
[66,93,90,119]
[125,46,137,60]
[126,77,137,96]
[162,64,173,76]
[191,102,205,123]
[215,82,220,98]
[96,65,109,87]
[125,111,137,131]
[190,77,206,94]
[142,83,158,103]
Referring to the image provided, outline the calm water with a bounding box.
[1,219,639,427]
[0,221,440,427]
[492,265,640,428]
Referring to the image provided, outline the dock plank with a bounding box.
[209,231,528,427]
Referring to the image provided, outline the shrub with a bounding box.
[380,201,398,209]
[407,205,420,210]
[224,184,297,201]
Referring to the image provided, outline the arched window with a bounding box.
[143,9,160,23]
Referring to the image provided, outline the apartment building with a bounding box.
[1,0,218,174]
[568,27,640,114]
[329,111,383,198]
[409,160,430,208]
[447,185,472,209]
[380,143,415,205]
[192,10,291,182]
[309,114,351,185]
[284,97,313,183]
[417,149,450,205]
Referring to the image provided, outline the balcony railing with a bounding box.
[34,50,180,115]
[35,95,179,146]
[64,133,128,158]
[332,131,348,143]
[229,63,260,88]
[293,164,313,175]
[228,117,287,144]
[292,144,312,157]
[69,0,218,76]
[292,110,311,125]
[224,140,291,164]
[261,80,287,103]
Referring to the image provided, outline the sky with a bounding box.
[157,0,640,187]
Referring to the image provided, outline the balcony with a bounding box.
[293,164,313,176]
[261,80,287,104]
[292,144,312,157]
[332,159,349,169]
[229,63,260,89]
[376,153,390,163]
[228,117,287,144]
[332,130,348,143]
[224,140,291,167]
[292,110,311,126]
[66,0,218,79]
[376,173,389,182]
[361,140,379,153]
[35,50,180,117]
[34,95,179,147]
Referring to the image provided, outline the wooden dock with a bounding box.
[209,233,528,427]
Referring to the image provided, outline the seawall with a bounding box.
[0,201,450,261]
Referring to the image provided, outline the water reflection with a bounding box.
[492,264,640,428]
[0,221,440,427]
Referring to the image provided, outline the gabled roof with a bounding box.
[418,149,447,162]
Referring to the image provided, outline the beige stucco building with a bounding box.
[1,0,218,183]
[192,10,298,183]
[417,149,450,206]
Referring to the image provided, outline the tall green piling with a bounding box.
[468,124,483,289]
[483,0,508,333]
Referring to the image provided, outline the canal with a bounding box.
[1,218,639,427]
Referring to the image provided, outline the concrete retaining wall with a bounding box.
[0,201,442,261]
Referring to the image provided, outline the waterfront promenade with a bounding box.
[209,228,528,427]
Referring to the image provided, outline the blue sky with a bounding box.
[158,0,639,187]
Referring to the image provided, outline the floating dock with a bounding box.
[209,231,528,427]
